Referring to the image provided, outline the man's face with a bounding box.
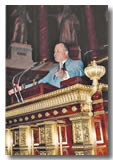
[54,43,68,62]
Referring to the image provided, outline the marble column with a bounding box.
[85,5,98,59]
[39,5,49,61]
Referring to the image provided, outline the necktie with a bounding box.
[58,63,66,71]
[62,62,66,71]
[54,63,66,80]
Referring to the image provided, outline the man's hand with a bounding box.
[55,63,67,79]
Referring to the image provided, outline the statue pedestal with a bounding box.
[6,42,34,69]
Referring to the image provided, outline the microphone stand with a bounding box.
[12,70,24,103]
[17,59,48,103]
[17,63,39,103]
[12,62,39,103]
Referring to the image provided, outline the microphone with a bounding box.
[12,62,39,103]
[11,58,48,103]
[31,58,48,68]
[84,44,108,56]
[17,58,48,103]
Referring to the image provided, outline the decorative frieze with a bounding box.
[83,120,90,143]
[6,84,95,118]
[19,128,27,146]
[70,112,95,155]
[6,105,80,127]
[36,121,58,155]
[73,120,83,143]
[45,126,52,145]
[39,127,45,144]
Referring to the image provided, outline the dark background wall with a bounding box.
[6,5,108,61]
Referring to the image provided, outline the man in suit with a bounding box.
[38,43,84,88]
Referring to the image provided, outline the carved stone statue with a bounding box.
[57,6,80,45]
[11,6,32,43]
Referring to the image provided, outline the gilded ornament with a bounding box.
[31,115,35,119]
[45,112,50,117]
[53,110,58,115]
[45,126,52,145]
[62,108,67,114]
[80,104,91,112]
[88,112,93,117]
[84,60,106,86]
[14,119,17,123]
[72,106,77,112]
[19,118,23,122]
[25,116,29,121]
[38,113,42,118]
[9,120,12,124]
[39,127,45,144]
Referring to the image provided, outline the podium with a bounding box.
[6,76,108,155]
[9,77,87,104]
[10,83,58,104]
